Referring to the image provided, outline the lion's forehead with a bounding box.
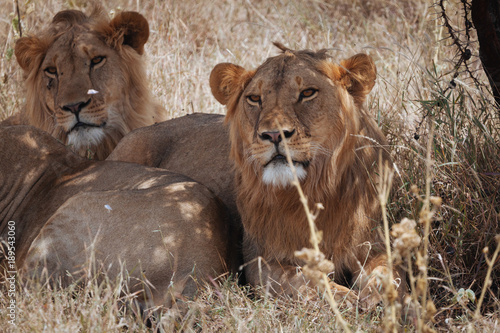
[43,30,109,67]
[240,56,344,142]
[248,59,331,94]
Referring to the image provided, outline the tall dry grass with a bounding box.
[0,0,499,331]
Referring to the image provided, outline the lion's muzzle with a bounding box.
[61,99,91,115]
[258,129,296,145]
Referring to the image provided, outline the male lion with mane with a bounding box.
[210,43,403,308]
[2,7,165,160]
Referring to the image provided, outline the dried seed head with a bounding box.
[302,265,323,286]
[392,218,421,257]
[295,247,335,287]
[299,249,333,273]
[430,196,442,207]
[410,184,419,195]
[386,283,398,302]
[416,252,427,273]
[419,209,433,223]
[426,300,437,321]
[417,278,427,296]
[317,259,334,274]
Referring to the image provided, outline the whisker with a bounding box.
[310,143,333,157]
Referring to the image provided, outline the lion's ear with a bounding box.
[15,36,46,72]
[109,11,149,55]
[323,53,376,105]
[210,63,253,106]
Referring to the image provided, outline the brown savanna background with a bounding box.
[0,0,499,331]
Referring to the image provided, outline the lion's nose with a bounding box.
[62,99,91,115]
[259,129,295,144]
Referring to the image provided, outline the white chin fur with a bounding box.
[67,127,105,150]
[262,163,307,188]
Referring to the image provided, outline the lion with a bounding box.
[2,8,165,160]
[0,125,235,309]
[208,43,403,308]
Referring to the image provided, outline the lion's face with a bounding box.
[14,10,162,160]
[40,28,124,148]
[210,46,376,188]
[234,57,347,187]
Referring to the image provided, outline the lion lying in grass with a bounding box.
[109,44,403,308]
[0,125,234,309]
[210,43,403,307]
[2,8,165,160]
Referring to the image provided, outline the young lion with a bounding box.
[3,7,165,160]
[210,43,403,308]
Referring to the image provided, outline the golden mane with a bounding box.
[230,68,386,268]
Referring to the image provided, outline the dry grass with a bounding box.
[1,0,499,331]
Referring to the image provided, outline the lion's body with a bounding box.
[107,113,242,271]
[0,126,233,307]
[108,113,235,222]
[3,9,165,160]
[210,45,401,306]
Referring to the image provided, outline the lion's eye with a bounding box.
[246,95,261,106]
[91,56,105,66]
[299,88,318,102]
[44,67,57,77]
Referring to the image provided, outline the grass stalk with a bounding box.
[474,235,500,319]
[277,120,352,333]
[417,118,435,332]
[378,158,397,332]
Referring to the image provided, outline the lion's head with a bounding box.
[210,44,398,304]
[12,8,165,160]
[210,43,385,197]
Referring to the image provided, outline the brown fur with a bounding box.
[107,113,242,273]
[0,125,234,308]
[210,45,402,307]
[3,7,165,160]
[108,114,235,220]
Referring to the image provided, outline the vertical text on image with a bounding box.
[5,220,17,326]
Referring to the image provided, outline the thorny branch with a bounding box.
[15,0,22,37]
[438,0,480,88]
[415,0,484,139]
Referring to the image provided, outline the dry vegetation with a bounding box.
[0,0,499,331]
